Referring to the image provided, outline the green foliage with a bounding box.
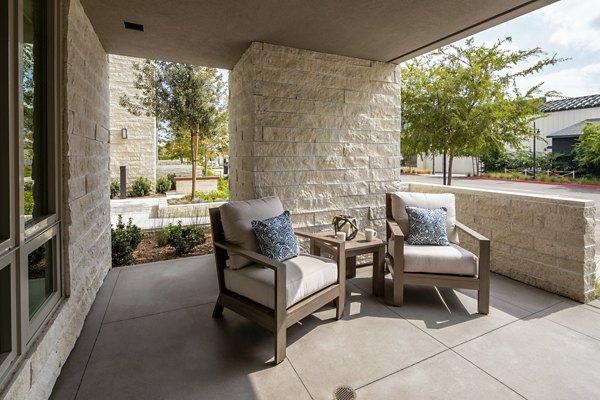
[575,122,600,172]
[483,171,600,185]
[120,60,228,198]
[166,222,205,255]
[131,177,152,197]
[110,180,120,198]
[156,176,172,193]
[155,228,170,247]
[111,215,145,267]
[167,173,177,190]
[401,37,564,185]
[23,185,34,215]
[197,189,228,202]
[218,176,228,192]
[482,150,582,174]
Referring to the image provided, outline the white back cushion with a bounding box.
[220,196,284,269]
[390,192,459,244]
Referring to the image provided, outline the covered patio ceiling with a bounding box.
[81,0,557,69]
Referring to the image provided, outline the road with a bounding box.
[402,174,600,254]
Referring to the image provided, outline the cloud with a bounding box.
[517,63,600,97]
[538,0,600,53]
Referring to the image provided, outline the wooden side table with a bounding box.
[303,231,385,296]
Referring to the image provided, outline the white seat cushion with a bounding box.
[390,192,459,244]
[223,254,338,309]
[388,237,478,276]
[219,197,285,269]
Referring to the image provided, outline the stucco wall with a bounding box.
[1,0,111,398]
[401,182,596,302]
[108,54,157,190]
[229,42,402,233]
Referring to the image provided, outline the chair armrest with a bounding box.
[386,218,405,240]
[213,241,285,271]
[294,230,346,283]
[455,221,489,243]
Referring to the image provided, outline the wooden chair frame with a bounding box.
[209,207,346,364]
[385,193,490,314]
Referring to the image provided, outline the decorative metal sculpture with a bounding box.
[331,214,358,241]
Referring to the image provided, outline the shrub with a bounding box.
[131,177,152,197]
[156,176,172,193]
[167,173,177,190]
[155,228,170,247]
[166,221,205,255]
[218,176,228,192]
[110,180,120,198]
[23,185,34,215]
[111,215,145,266]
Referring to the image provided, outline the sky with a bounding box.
[463,0,600,98]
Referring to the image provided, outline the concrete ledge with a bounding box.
[156,199,226,219]
[398,182,596,303]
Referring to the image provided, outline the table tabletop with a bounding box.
[308,230,385,251]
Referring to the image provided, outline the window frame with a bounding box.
[0,253,17,381]
[19,223,61,343]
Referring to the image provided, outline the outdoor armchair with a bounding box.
[209,197,346,364]
[385,192,490,314]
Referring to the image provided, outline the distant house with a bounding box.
[415,93,600,174]
[547,118,600,153]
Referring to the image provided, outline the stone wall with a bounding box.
[400,182,596,302]
[229,42,402,233]
[108,54,157,190]
[156,160,192,178]
[0,0,111,398]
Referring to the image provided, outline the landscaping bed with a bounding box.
[463,173,600,189]
[131,229,214,265]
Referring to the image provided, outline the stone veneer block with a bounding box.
[401,182,596,303]
[229,42,401,235]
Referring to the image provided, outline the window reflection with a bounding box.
[0,266,11,359]
[28,240,53,319]
[23,0,49,228]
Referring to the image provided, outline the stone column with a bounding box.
[108,54,157,190]
[229,43,402,233]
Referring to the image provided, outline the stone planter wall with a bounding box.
[400,182,596,303]
[156,200,227,219]
[175,176,219,195]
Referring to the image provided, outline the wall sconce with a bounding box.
[121,128,128,139]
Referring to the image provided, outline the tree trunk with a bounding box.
[191,128,199,199]
[203,142,208,176]
[448,148,455,186]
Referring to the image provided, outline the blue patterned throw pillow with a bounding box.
[251,211,300,262]
[405,206,450,246]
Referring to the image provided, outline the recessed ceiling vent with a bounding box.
[124,21,144,32]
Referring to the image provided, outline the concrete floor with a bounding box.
[50,255,600,400]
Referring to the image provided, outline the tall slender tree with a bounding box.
[401,37,564,184]
[120,61,226,198]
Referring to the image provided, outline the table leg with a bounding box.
[373,246,385,296]
[310,238,321,256]
[346,256,357,278]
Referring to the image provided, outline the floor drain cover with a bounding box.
[333,385,357,400]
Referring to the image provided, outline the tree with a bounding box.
[401,37,563,185]
[575,122,600,172]
[120,61,226,198]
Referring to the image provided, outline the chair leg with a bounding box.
[274,327,286,364]
[478,282,490,315]
[335,290,345,320]
[212,302,224,318]
[391,267,404,306]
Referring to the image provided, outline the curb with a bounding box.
[460,176,600,189]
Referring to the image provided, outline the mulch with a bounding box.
[130,230,214,265]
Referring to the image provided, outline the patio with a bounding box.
[50,255,600,400]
